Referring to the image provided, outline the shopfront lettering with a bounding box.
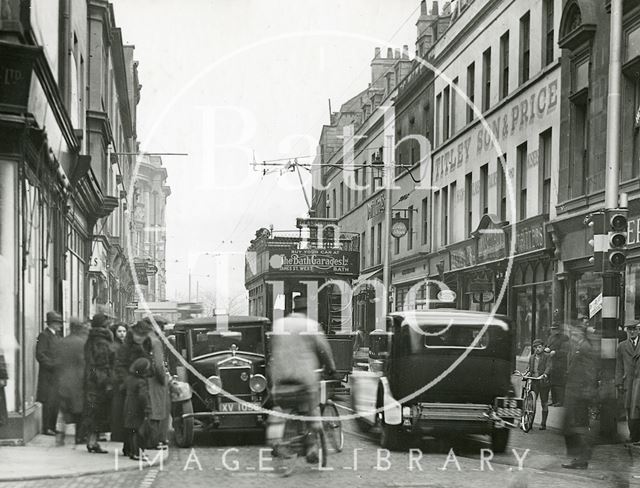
[450,243,476,271]
[433,77,558,185]
[515,225,545,254]
[627,217,640,247]
[367,195,385,222]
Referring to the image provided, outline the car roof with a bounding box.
[389,309,510,330]
[174,315,270,330]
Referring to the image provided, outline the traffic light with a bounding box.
[587,211,605,272]
[606,208,628,271]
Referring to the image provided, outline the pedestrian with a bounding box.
[36,311,63,435]
[110,322,128,447]
[547,321,570,406]
[124,357,151,462]
[525,338,551,430]
[0,351,7,428]
[83,312,115,453]
[55,318,89,445]
[616,320,640,443]
[562,320,598,470]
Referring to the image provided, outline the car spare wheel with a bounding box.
[173,399,194,448]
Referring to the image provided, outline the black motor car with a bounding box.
[350,309,522,452]
[167,314,271,447]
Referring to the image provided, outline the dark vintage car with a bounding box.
[350,309,522,452]
[166,315,271,447]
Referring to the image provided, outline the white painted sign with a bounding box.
[589,293,603,318]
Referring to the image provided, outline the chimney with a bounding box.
[374,47,381,58]
[420,0,427,14]
[431,1,439,16]
[402,44,409,59]
[387,47,393,58]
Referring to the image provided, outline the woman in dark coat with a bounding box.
[110,322,128,446]
[55,318,88,444]
[83,313,115,453]
[124,357,151,461]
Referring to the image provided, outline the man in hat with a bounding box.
[36,311,63,435]
[616,320,640,443]
[525,338,551,430]
[547,321,570,406]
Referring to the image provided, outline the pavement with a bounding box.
[0,434,169,481]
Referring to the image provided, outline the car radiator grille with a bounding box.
[219,366,252,395]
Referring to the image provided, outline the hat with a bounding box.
[532,339,544,347]
[131,318,154,336]
[69,317,87,334]
[45,311,63,324]
[625,320,640,329]
[130,357,150,376]
[91,312,111,328]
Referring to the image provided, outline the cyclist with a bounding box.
[524,338,551,430]
[269,295,337,463]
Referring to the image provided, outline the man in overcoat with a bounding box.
[36,311,63,435]
[616,321,640,443]
[547,321,570,406]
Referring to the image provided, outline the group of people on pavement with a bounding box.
[35,310,171,461]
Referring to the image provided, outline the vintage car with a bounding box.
[350,309,521,452]
[167,314,271,447]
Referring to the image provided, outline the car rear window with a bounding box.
[421,324,489,349]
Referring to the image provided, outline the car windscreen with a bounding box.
[190,325,264,357]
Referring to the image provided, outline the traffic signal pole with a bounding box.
[601,0,624,440]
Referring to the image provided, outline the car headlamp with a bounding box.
[205,375,222,395]
[249,374,267,393]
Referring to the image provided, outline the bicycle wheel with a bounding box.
[316,426,328,468]
[521,391,536,433]
[321,401,344,452]
[273,418,304,477]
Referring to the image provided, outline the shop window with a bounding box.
[572,271,602,331]
[499,31,510,100]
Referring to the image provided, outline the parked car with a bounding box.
[350,309,521,452]
[166,314,271,447]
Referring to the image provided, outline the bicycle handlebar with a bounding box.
[513,370,544,381]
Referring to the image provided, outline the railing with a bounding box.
[260,230,360,251]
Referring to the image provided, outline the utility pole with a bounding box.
[601,0,624,440]
[381,134,394,322]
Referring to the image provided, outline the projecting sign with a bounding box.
[589,293,603,318]
[269,248,359,276]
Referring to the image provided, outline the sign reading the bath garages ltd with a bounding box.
[269,248,359,276]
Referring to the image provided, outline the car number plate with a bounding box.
[495,397,523,417]
[219,402,260,413]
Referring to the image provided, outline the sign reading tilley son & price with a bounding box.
[269,248,359,276]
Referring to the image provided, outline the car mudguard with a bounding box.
[378,377,402,425]
[169,379,192,402]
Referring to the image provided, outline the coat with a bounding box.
[110,337,127,441]
[565,335,597,402]
[36,328,61,404]
[547,331,570,386]
[83,327,114,432]
[527,351,551,387]
[123,370,150,430]
[616,338,640,409]
[55,331,87,416]
[0,353,7,426]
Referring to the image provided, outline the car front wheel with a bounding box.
[172,399,194,448]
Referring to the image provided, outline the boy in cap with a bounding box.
[525,338,551,430]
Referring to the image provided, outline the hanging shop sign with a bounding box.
[268,248,359,276]
[134,262,149,285]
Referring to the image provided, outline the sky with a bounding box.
[111,0,419,307]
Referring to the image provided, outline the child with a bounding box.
[124,357,151,461]
[525,339,551,430]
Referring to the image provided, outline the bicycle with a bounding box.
[268,381,330,477]
[514,370,544,433]
[319,378,344,452]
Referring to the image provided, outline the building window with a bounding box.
[407,205,414,251]
[517,142,528,220]
[467,62,475,123]
[361,231,366,269]
[497,155,507,221]
[339,182,344,216]
[572,96,588,195]
[482,48,491,111]
[543,0,555,66]
[500,31,510,100]
[370,226,375,266]
[443,86,450,141]
[422,196,429,245]
[436,93,442,144]
[449,182,456,243]
[332,188,336,218]
[433,190,440,249]
[539,130,552,214]
[441,186,449,246]
[346,182,351,211]
[623,74,640,181]
[376,222,382,264]
[451,77,459,134]
[465,172,472,236]
[480,163,489,215]
[519,12,531,85]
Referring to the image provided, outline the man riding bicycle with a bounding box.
[269,295,337,464]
